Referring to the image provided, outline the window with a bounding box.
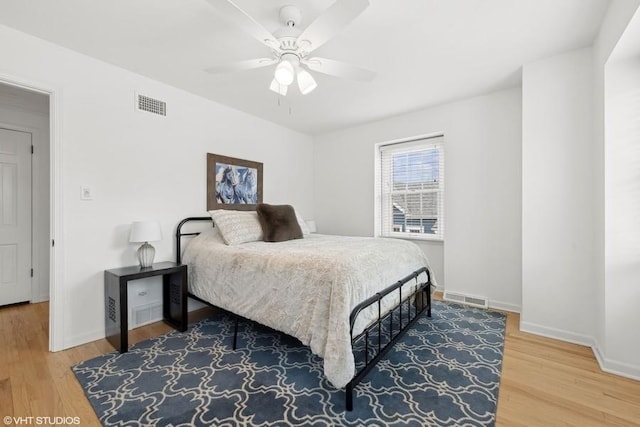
[376,135,444,240]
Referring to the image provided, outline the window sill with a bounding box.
[380,234,444,243]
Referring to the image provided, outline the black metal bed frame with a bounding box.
[176,216,432,411]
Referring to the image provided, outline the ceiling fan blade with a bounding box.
[296,0,370,53]
[303,57,375,82]
[269,78,288,96]
[204,58,277,74]
[205,0,279,50]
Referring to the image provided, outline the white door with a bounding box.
[0,128,32,306]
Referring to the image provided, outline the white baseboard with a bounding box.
[522,321,640,382]
[592,338,640,381]
[489,299,521,313]
[64,328,106,350]
[520,321,595,347]
[436,287,521,313]
[61,299,210,351]
[188,298,207,311]
[31,293,50,304]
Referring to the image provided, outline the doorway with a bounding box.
[0,82,51,333]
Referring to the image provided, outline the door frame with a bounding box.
[0,72,64,351]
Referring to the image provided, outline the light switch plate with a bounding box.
[80,186,94,200]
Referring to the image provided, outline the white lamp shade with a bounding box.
[274,59,295,86]
[129,221,162,243]
[269,78,288,96]
[297,69,317,95]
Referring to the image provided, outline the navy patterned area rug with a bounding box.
[73,301,506,426]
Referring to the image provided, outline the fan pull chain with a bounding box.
[274,95,293,116]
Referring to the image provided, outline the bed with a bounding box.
[176,213,435,410]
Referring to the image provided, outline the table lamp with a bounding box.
[129,220,162,268]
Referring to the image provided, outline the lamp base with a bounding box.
[137,242,155,268]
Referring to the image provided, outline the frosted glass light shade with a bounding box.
[274,59,295,85]
[297,69,317,95]
[129,221,162,243]
[269,78,288,96]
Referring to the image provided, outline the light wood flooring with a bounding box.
[1,299,639,426]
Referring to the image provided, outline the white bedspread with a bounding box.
[183,228,436,389]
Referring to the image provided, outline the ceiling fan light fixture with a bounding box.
[297,68,317,95]
[269,78,288,96]
[274,53,299,86]
[204,0,374,98]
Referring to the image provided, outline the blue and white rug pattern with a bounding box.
[73,301,506,426]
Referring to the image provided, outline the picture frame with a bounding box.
[207,153,263,211]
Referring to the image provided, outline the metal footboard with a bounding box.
[346,266,431,411]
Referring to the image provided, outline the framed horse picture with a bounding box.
[207,153,263,211]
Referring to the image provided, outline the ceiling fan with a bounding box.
[203,0,376,96]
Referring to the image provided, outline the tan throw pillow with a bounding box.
[208,210,263,245]
[256,204,304,242]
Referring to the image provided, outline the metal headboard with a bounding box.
[176,216,213,264]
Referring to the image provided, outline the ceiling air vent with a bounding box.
[136,94,166,116]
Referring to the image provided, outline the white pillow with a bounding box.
[208,210,263,245]
[295,210,310,235]
[207,226,225,243]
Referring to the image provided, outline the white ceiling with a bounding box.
[0,0,610,135]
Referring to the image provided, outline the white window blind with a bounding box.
[378,136,444,240]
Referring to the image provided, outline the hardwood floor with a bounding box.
[1,300,639,426]
[496,310,640,426]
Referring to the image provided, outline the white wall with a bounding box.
[605,55,640,374]
[0,86,50,302]
[600,0,640,378]
[0,24,315,349]
[593,0,640,366]
[314,88,523,311]
[521,48,596,344]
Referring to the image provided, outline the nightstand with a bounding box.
[104,261,188,353]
